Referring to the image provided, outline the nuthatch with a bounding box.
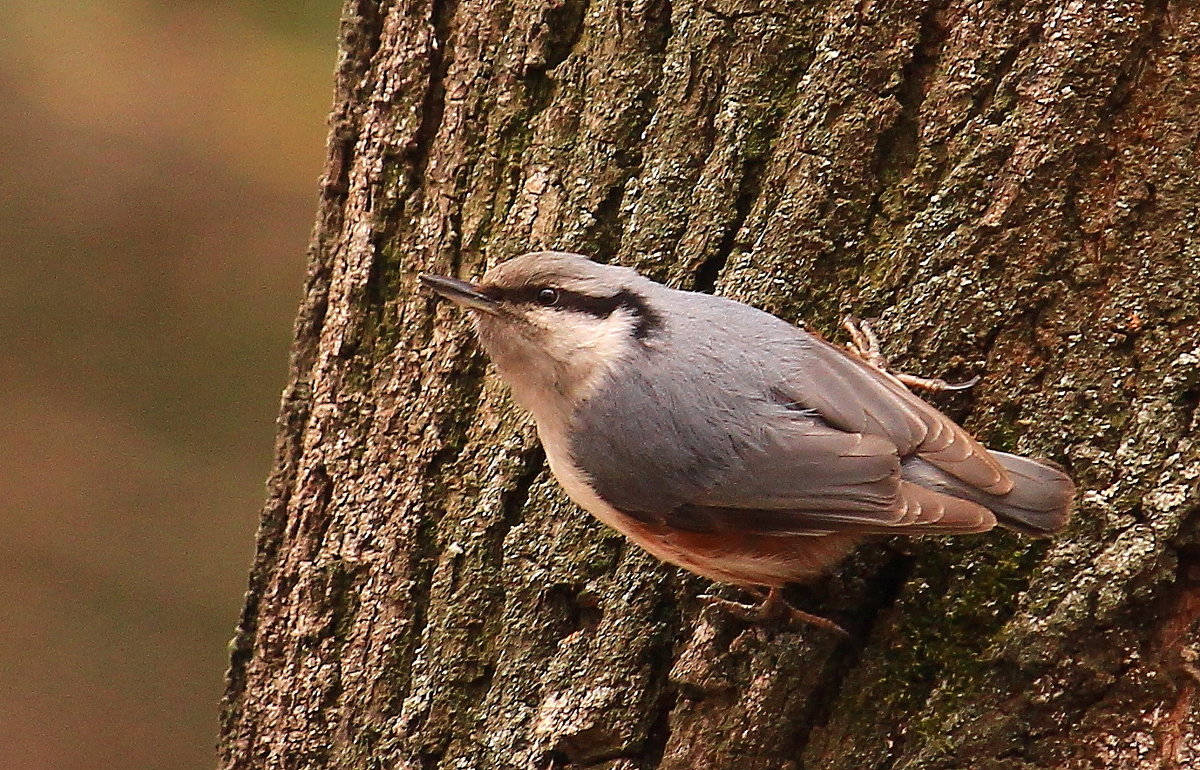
[420,251,1074,634]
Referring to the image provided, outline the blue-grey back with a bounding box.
[566,287,820,513]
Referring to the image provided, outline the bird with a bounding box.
[418,251,1075,635]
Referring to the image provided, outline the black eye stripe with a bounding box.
[482,286,662,340]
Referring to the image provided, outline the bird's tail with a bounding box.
[902,452,1075,536]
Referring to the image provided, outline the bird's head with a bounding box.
[419,251,661,422]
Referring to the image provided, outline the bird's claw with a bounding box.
[841,316,980,394]
[699,587,849,638]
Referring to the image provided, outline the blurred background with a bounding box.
[0,1,341,767]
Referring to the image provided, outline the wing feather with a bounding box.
[616,414,996,537]
[783,334,1012,495]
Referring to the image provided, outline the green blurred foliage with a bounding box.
[0,1,341,768]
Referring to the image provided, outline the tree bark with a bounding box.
[220,0,1200,767]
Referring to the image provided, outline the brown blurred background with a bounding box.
[0,1,340,767]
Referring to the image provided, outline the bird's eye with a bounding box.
[537,288,560,306]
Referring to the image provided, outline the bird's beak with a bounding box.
[418,273,500,314]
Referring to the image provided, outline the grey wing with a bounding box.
[567,316,1001,537]
[777,332,1013,496]
[629,414,996,537]
[569,363,918,529]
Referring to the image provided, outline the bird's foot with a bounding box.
[699,586,849,638]
[841,316,980,393]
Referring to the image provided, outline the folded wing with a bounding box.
[777,333,1013,496]
[619,413,997,537]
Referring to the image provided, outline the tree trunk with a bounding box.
[219,0,1200,767]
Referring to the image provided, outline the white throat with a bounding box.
[479,307,637,436]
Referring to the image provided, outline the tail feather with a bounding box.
[901,451,1074,536]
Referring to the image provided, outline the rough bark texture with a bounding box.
[220,0,1200,768]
